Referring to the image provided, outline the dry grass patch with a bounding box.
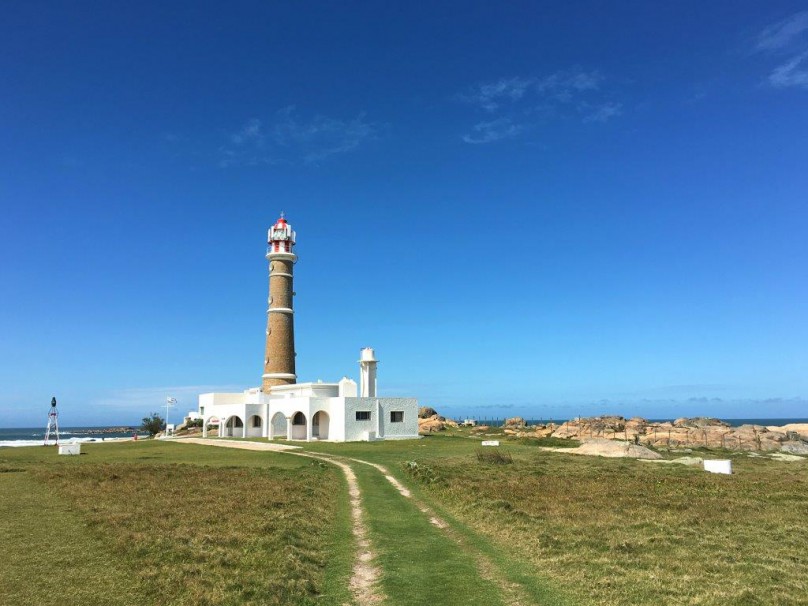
[409,451,808,605]
[32,461,344,606]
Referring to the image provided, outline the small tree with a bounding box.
[141,412,165,437]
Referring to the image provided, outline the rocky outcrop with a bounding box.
[503,417,526,429]
[419,406,439,419]
[417,410,458,434]
[549,438,663,459]
[781,441,808,455]
[418,415,445,433]
[549,416,807,453]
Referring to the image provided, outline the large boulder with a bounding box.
[419,406,439,419]
[564,438,663,460]
[503,417,526,429]
[673,417,730,429]
[418,415,445,434]
[779,441,808,455]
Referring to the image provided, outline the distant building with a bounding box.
[197,214,418,441]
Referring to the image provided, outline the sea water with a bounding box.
[0,427,148,448]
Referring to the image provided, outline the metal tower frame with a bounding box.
[44,396,60,446]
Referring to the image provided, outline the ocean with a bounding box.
[0,426,149,448]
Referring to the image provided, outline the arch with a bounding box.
[312,410,330,441]
[291,411,307,440]
[270,412,287,439]
[222,415,244,438]
[246,414,263,438]
[202,415,221,438]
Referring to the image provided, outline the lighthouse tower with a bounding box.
[262,213,297,392]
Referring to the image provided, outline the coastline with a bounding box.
[0,426,149,448]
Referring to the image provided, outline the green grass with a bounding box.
[401,441,808,606]
[351,462,505,606]
[0,441,353,606]
[300,432,808,605]
[0,465,140,606]
[3,434,806,605]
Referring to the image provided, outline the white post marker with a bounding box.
[481,440,500,447]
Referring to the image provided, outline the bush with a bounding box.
[402,461,444,485]
[476,448,513,464]
[140,412,165,437]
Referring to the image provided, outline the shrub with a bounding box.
[402,460,444,485]
[476,448,513,464]
[140,412,165,437]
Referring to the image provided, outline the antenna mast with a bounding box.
[44,396,60,446]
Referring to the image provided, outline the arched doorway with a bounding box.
[203,416,220,438]
[270,412,287,439]
[246,415,263,438]
[291,411,307,440]
[312,411,330,440]
[222,415,244,438]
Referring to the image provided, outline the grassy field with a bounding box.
[2,431,807,605]
[0,441,353,606]
[306,429,808,606]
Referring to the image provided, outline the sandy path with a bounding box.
[173,439,384,605]
[344,456,529,605]
[175,437,301,451]
[295,452,384,606]
[175,439,530,604]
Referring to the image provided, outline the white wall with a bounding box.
[200,391,417,442]
[342,397,419,441]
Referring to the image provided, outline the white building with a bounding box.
[196,214,419,442]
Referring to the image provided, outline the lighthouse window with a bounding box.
[390,411,404,423]
[355,411,371,421]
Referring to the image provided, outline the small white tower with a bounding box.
[359,347,378,398]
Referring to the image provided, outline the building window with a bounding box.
[355,411,371,421]
[292,412,306,425]
[390,411,404,423]
[199,406,205,416]
[252,416,262,428]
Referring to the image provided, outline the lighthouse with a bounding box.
[262,212,297,392]
[198,212,419,442]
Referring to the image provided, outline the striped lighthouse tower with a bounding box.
[262,212,297,392]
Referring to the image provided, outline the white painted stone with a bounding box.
[703,459,732,474]
[58,443,81,455]
[481,440,500,447]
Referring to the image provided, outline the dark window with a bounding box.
[252,416,262,428]
[292,412,306,425]
[356,411,371,421]
[390,411,404,423]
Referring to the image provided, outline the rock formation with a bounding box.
[548,416,808,452]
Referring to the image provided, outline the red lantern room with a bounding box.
[267,211,296,254]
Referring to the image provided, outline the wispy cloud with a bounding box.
[219,107,378,167]
[536,70,602,101]
[582,102,623,123]
[755,12,808,90]
[756,11,808,52]
[459,68,621,143]
[93,384,244,413]
[462,118,524,144]
[462,76,534,112]
[768,51,808,89]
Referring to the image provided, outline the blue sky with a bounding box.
[1,1,807,426]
